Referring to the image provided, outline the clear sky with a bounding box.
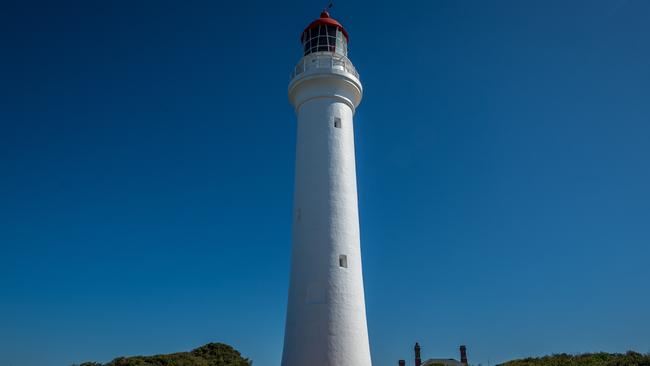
[1,1,649,366]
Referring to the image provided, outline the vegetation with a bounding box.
[75,347,650,366]
[498,352,650,366]
[76,342,251,366]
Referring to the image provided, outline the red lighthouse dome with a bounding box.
[300,11,349,56]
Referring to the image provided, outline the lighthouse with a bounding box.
[281,10,371,366]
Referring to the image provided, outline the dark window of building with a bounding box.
[339,255,348,268]
[301,25,348,56]
[334,117,341,128]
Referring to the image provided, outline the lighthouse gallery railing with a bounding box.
[290,52,359,80]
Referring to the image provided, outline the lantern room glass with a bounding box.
[301,24,348,57]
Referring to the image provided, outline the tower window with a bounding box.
[339,255,348,268]
[301,24,347,56]
[334,117,341,128]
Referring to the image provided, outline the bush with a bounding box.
[498,352,650,366]
[78,343,251,366]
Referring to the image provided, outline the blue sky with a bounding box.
[1,1,649,365]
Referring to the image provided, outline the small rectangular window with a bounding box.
[334,117,341,128]
[339,255,348,268]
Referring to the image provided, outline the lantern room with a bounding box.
[301,11,349,57]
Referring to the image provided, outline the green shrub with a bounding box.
[78,343,251,366]
[498,352,650,366]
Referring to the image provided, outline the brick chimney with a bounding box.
[460,345,468,365]
[415,343,422,366]
[399,360,406,366]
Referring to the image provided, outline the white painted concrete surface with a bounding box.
[281,51,371,366]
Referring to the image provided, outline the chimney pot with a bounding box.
[460,345,468,365]
[415,343,422,366]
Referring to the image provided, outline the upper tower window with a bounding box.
[300,11,349,57]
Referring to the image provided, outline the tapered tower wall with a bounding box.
[281,13,371,366]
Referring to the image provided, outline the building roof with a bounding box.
[422,358,465,366]
[302,11,350,42]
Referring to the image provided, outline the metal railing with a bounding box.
[290,52,359,80]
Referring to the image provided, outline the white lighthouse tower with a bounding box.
[281,10,371,366]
